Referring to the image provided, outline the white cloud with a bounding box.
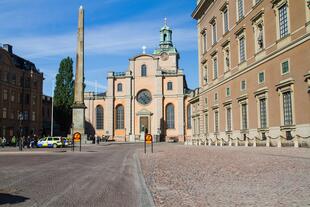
[1,18,196,59]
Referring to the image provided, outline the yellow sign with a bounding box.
[145,134,152,144]
[73,132,81,142]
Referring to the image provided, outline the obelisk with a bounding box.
[72,5,86,142]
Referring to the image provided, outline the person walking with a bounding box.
[1,137,6,148]
[11,136,16,147]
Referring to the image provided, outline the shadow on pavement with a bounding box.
[0,193,29,205]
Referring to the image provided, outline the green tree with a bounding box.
[53,57,74,135]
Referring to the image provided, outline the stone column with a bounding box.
[72,6,86,142]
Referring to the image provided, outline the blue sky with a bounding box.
[0,0,198,95]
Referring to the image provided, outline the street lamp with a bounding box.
[18,112,24,151]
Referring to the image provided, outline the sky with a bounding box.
[0,0,198,96]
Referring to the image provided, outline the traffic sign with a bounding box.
[73,132,81,142]
[145,134,152,144]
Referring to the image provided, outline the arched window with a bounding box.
[166,104,175,129]
[141,64,147,77]
[163,33,167,42]
[167,81,173,90]
[117,83,122,92]
[96,105,104,129]
[187,105,191,129]
[116,105,124,129]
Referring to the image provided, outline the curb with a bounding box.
[134,153,156,207]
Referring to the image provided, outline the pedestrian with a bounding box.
[2,137,6,148]
[11,136,16,147]
[96,136,100,144]
[26,136,30,148]
[0,137,3,148]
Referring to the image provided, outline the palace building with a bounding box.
[85,21,192,142]
[0,44,44,138]
[190,0,310,146]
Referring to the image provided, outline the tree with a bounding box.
[53,57,74,135]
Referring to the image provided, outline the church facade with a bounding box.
[85,22,192,142]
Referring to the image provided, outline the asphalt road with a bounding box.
[0,143,154,207]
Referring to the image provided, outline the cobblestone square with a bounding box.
[139,144,310,207]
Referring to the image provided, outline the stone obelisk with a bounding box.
[72,5,86,142]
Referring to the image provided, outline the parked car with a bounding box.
[37,137,66,148]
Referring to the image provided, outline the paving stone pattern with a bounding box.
[139,144,310,207]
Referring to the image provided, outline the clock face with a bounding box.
[137,90,152,105]
[160,52,169,61]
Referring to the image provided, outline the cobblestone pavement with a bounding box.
[139,144,310,207]
[0,143,154,207]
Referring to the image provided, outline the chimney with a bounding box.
[3,44,13,54]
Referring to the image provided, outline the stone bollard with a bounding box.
[208,139,211,146]
[229,139,232,146]
[294,137,299,148]
[245,137,248,147]
[199,139,201,146]
[235,139,238,146]
[277,137,281,148]
[220,139,223,147]
[205,140,207,146]
[253,137,256,147]
[215,139,218,146]
[266,137,270,147]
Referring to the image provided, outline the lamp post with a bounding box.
[18,112,23,151]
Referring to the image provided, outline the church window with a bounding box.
[116,105,124,129]
[166,104,175,129]
[164,33,167,42]
[96,105,104,130]
[117,83,123,92]
[187,105,191,129]
[141,64,147,77]
[167,82,173,91]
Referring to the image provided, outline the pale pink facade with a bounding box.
[85,23,192,142]
[190,0,310,146]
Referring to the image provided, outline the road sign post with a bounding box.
[144,134,153,154]
[73,132,82,152]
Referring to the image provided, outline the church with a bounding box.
[84,21,192,142]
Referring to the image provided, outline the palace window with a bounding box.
[223,8,229,33]
[213,57,218,79]
[3,89,8,101]
[96,105,104,130]
[166,104,175,129]
[241,80,246,91]
[203,113,208,134]
[141,64,147,77]
[259,98,267,128]
[279,4,289,38]
[258,71,265,84]
[116,105,124,129]
[212,21,217,45]
[202,32,207,53]
[283,91,293,125]
[117,83,123,92]
[241,103,248,129]
[281,60,289,75]
[226,107,232,131]
[214,110,219,133]
[237,0,244,20]
[214,92,218,102]
[167,82,173,91]
[2,108,7,119]
[203,65,208,84]
[32,112,36,121]
[187,105,191,129]
[239,36,246,63]
[226,87,231,97]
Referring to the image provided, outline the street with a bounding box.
[0,144,154,207]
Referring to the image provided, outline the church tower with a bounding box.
[154,18,179,72]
